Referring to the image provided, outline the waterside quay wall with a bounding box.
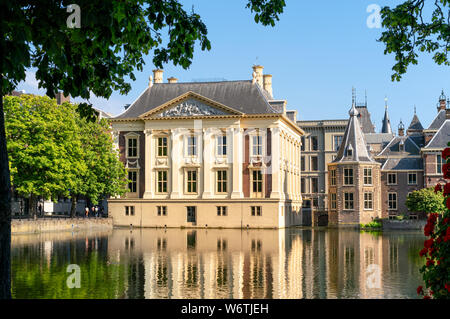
[12,218,113,234]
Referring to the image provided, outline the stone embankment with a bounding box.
[11,217,113,234]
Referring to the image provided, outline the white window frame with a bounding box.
[437,155,444,174]
[311,156,318,171]
[125,132,140,159]
[250,169,264,198]
[408,172,417,185]
[184,134,198,157]
[310,135,318,151]
[251,206,262,216]
[333,135,343,152]
[127,169,139,195]
[185,169,199,194]
[363,168,373,186]
[344,192,354,210]
[217,206,227,216]
[330,169,336,186]
[330,192,337,210]
[156,170,169,194]
[157,206,167,216]
[216,169,228,194]
[216,134,227,157]
[387,173,397,185]
[364,192,373,210]
[250,133,264,157]
[388,192,397,210]
[344,168,354,186]
[156,136,169,158]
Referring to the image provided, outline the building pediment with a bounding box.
[139,91,242,119]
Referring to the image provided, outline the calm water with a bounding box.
[11,228,426,299]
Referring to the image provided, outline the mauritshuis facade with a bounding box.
[109,66,305,228]
[109,66,450,228]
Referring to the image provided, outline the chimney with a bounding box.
[56,91,70,105]
[252,65,264,87]
[263,74,273,98]
[168,77,178,84]
[398,120,405,136]
[153,69,163,84]
[286,110,297,123]
[438,90,446,112]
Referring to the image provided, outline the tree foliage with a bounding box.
[379,0,450,81]
[406,187,446,214]
[4,94,127,215]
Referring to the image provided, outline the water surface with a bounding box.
[11,228,425,299]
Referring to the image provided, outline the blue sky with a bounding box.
[16,0,450,131]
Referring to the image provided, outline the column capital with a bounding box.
[144,129,153,136]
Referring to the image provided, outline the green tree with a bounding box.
[406,187,446,214]
[69,116,128,217]
[0,0,286,298]
[379,0,450,81]
[5,94,83,218]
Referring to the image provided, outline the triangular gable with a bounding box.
[139,91,243,119]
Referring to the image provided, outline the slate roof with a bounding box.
[427,110,446,130]
[364,133,395,145]
[115,80,278,119]
[407,114,424,132]
[381,157,423,170]
[333,105,374,163]
[377,135,421,157]
[424,120,450,149]
[356,106,376,133]
[381,107,392,134]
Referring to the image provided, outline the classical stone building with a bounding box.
[108,66,305,228]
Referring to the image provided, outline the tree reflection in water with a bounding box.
[11,228,425,299]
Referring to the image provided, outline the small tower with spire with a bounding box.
[381,97,393,134]
[407,106,424,135]
[438,90,446,112]
[398,120,405,136]
[327,102,382,226]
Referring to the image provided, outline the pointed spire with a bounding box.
[333,104,373,163]
[407,107,424,134]
[381,97,392,134]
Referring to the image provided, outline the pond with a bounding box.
[11,227,425,299]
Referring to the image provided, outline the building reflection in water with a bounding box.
[105,228,425,299]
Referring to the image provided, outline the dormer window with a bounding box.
[399,141,405,152]
[347,148,353,157]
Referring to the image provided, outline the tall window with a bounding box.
[187,135,197,156]
[301,178,306,194]
[333,135,343,152]
[301,156,305,172]
[344,192,354,210]
[330,193,337,210]
[252,170,263,197]
[388,193,397,210]
[217,170,228,193]
[217,135,227,156]
[128,171,137,193]
[301,136,305,151]
[186,170,198,194]
[252,134,263,156]
[344,168,353,185]
[437,155,444,174]
[364,168,373,185]
[311,177,318,193]
[311,156,318,171]
[157,137,168,157]
[408,172,417,185]
[387,173,397,185]
[311,136,318,151]
[330,169,336,186]
[157,170,168,193]
[364,192,373,210]
[128,137,138,158]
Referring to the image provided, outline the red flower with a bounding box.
[435,183,442,193]
[442,147,450,160]
[426,259,434,267]
[446,197,450,210]
[424,238,433,249]
[419,247,428,257]
[423,295,431,299]
[445,283,450,292]
[444,183,450,196]
[443,218,450,225]
[417,286,423,295]
[443,163,450,179]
